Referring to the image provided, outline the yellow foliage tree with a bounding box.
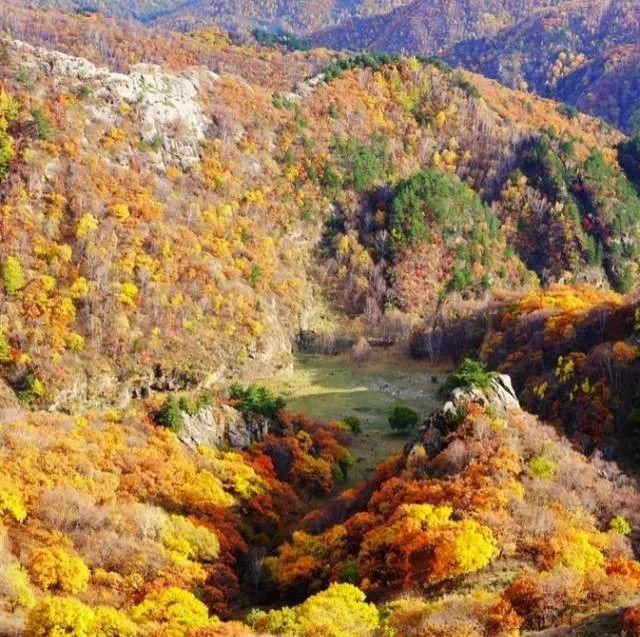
[131,587,215,636]
[0,477,27,522]
[25,596,94,637]
[28,547,90,594]
[3,255,25,295]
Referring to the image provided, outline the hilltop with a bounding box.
[10,0,640,133]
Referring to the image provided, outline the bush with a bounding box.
[389,406,419,433]
[609,515,632,536]
[0,477,27,522]
[28,547,90,594]
[31,109,54,140]
[445,358,495,391]
[342,416,362,435]
[332,134,390,193]
[132,587,212,631]
[0,564,35,610]
[92,607,138,637]
[2,255,25,295]
[528,456,556,479]
[25,596,94,637]
[16,374,45,405]
[229,383,285,417]
[252,583,379,637]
[155,396,183,432]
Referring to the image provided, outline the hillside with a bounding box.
[311,0,640,133]
[4,6,640,637]
[7,0,413,32]
[5,364,640,636]
[11,0,640,133]
[449,0,640,133]
[311,0,560,56]
[0,4,638,410]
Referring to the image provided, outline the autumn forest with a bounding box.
[1,1,640,636]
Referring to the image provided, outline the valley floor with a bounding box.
[258,351,448,486]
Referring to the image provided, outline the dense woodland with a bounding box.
[2,3,640,637]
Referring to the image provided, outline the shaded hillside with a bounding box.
[410,285,640,462]
[8,0,414,33]
[449,0,640,132]
[311,0,560,55]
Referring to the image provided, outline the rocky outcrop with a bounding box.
[178,403,271,450]
[415,373,520,460]
[442,373,520,417]
[12,39,216,169]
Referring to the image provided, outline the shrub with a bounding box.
[25,597,94,637]
[297,583,379,637]
[16,374,45,405]
[609,515,632,536]
[528,456,556,479]
[332,134,390,193]
[3,255,24,295]
[252,583,379,637]
[31,109,54,140]
[0,564,36,609]
[155,396,183,432]
[0,478,27,522]
[161,515,220,563]
[92,607,138,637]
[28,547,90,594]
[0,328,10,361]
[341,416,362,435]
[229,383,285,417]
[258,606,302,635]
[445,358,495,391]
[388,406,420,433]
[132,587,213,631]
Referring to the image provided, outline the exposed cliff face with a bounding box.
[14,39,215,169]
[178,403,271,449]
[413,374,520,464]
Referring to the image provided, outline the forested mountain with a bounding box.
[0,1,635,407]
[9,0,413,31]
[3,3,640,637]
[314,0,640,133]
[448,0,640,133]
[11,0,640,133]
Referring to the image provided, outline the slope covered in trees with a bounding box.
[14,0,640,133]
[448,0,640,134]
[311,0,640,133]
[4,6,640,636]
[0,4,637,408]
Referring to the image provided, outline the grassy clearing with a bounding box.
[258,351,447,486]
